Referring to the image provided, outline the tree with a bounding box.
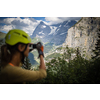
[92,31,100,59]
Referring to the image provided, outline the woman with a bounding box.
[0,29,47,84]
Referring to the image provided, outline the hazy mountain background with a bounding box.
[31,20,77,45]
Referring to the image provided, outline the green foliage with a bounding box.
[29,46,100,84]
[92,31,100,59]
[45,53,62,60]
[44,42,54,53]
[56,47,62,50]
[0,32,6,39]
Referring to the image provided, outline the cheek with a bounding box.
[24,46,29,57]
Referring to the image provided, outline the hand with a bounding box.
[36,42,44,58]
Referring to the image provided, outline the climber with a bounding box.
[0,29,47,84]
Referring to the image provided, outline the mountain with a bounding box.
[63,17,100,59]
[28,53,38,65]
[31,20,77,45]
[31,21,51,42]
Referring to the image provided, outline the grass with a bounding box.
[0,32,6,39]
[45,53,62,60]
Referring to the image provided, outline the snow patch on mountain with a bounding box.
[60,32,67,35]
[68,20,71,22]
[48,26,57,35]
[39,31,43,34]
[39,31,45,35]
[57,28,59,32]
[64,22,69,27]
[36,34,44,38]
[59,25,62,27]
[41,25,46,28]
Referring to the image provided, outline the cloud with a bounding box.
[0,17,81,35]
[0,17,39,35]
[29,17,37,22]
[11,20,28,27]
[0,25,15,32]
[3,17,21,25]
[45,17,81,25]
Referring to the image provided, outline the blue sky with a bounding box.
[0,17,81,35]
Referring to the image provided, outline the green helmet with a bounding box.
[5,29,31,45]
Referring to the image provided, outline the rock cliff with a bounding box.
[63,17,100,59]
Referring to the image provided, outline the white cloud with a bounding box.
[45,17,81,25]
[0,25,15,32]
[3,17,21,25]
[0,17,81,35]
[0,17,39,35]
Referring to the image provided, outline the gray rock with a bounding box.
[63,17,100,59]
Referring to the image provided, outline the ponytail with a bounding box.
[1,45,12,67]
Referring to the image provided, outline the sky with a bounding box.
[0,17,81,35]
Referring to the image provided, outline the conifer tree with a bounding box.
[92,31,100,59]
[76,48,81,58]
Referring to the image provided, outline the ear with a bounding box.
[18,44,25,52]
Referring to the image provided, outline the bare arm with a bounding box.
[39,55,46,71]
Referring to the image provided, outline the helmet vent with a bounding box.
[22,35,27,39]
[14,32,20,35]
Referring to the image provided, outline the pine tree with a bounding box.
[76,48,81,58]
[92,31,100,59]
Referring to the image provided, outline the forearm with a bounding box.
[39,55,46,71]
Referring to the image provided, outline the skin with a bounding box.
[10,43,46,71]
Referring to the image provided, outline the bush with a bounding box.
[28,46,100,84]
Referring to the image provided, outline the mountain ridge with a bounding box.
[31,20,77,45]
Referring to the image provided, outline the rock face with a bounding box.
[63,17,100,59]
